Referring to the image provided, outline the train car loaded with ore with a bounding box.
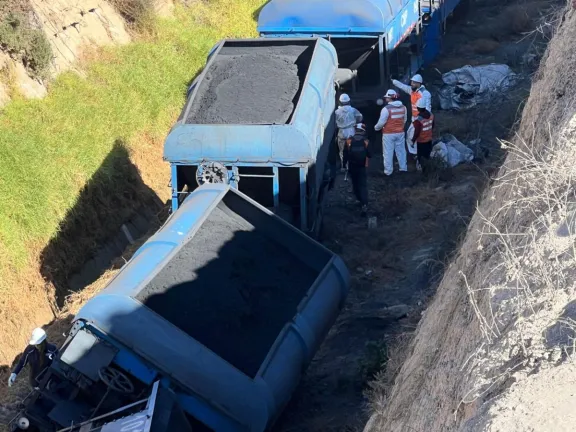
[166,0,465,238]
[10,0,467,431]
[10,185,350,431]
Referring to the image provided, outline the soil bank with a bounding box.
[138,204,317,378]
[365,4,576,432]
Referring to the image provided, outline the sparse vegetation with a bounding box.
[109,0,156,31]
[365,3,573,431]
[361,340,389,382]
[0,12,52,78]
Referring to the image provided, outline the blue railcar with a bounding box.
[10,185,350,432]
[164,37,340,237]
[258,0,465,103]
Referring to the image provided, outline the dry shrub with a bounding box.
[108,0,156,31]
[365,333,415,416]
[0,12,52,78]
[463,2,543,41]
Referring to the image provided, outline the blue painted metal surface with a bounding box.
[258,0,410,35]
[383,0,420,50]
[164,38,337,165]
[73,184,350,431]
[259,0,420,52]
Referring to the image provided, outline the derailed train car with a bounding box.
[10,1,468,430]
[10,185,350,431]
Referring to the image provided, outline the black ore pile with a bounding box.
[137,205,317,377]
[187,54,300,125]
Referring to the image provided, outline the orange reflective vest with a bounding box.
[410,92,422,118]
[417,114,434,143]
[382,105,406,134]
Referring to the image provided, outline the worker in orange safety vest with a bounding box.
[392,74,432,158]
[374,89,407,176]
[411,98,435,172]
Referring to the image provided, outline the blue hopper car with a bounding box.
[10,185,350,432]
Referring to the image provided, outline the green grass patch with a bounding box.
[0,0,265,280]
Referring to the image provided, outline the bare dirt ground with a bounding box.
[363,4,575,432]
[273,0,557,430]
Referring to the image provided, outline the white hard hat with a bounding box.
[411,74,423,84]
[355,123,366,131]
[17,417,30,429]
[29,328,46,345]
[384,89,397,98]
[416,98,427,109]
[339,93,350,104]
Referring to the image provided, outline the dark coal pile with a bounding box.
[137,204,317,378]
[186,54,300,125]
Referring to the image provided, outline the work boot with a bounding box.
[361,205,368,217]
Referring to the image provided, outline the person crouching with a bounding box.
[343,123,371,216]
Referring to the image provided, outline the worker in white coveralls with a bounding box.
[335,93,363,170]
[374,89,407,175]
[392,74,432,157]
[8,328,58,390]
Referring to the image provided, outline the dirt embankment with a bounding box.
[365,4,576,432]
[0,0,174,105]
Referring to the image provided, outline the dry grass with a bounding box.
[108,0,156,31]
[365,333,415,415]
[458,2,546,44]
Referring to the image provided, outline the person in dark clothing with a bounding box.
[411,98,435,172]
[8,328,58,389]
[343,123,371,216]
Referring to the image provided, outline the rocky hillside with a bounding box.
[0,0,173,105]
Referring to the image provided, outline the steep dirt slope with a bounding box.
[365,4,576,431]
[273,0,550,429]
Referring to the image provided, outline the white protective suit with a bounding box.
[374,100,407,175]
[335,105,363,164]
[392,79,432,156]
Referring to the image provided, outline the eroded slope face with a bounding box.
[366,6,576,432]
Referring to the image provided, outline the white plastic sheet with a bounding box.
[406,123,417,155]
[438,64,519,111]
[430,135,474,167]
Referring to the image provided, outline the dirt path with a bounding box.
[272,0,548,428]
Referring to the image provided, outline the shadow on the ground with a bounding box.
[39,140,164,308]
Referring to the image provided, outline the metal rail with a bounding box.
[55,398,148,432]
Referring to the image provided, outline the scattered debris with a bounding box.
[438,64,519,110]
[431,134,475,167]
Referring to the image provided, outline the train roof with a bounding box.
[257,0,410,35]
